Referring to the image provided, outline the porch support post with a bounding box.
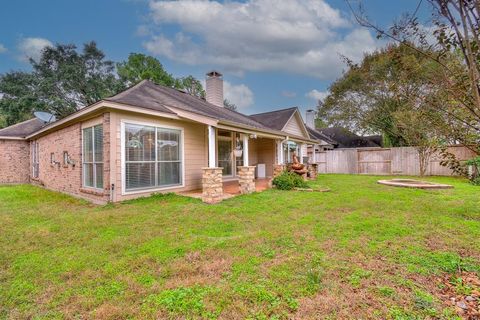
[277,140,284,164]
[242,134,249,166]
[299,143,305,164]
[202,125,223,204]
[208,125,216,168]
[202,167,223,204]
[237,166,256,194]
[308,163,318,180]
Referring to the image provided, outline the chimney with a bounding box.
[206,71,224,107]
[305,109,316,129]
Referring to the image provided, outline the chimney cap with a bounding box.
[206,70,223,77]
[306,109,316,112]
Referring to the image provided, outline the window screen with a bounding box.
[125,123,182,191]
[83,125,103,189]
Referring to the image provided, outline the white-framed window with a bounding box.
[123,122,182,192]
[32,141,39,178]
[83,125,103,189]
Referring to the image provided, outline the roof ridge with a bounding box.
[141,81,271,129]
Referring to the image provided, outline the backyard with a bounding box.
[0,174,479,319]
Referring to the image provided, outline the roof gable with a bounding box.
[282,110,309,139]
[249,107,297,131]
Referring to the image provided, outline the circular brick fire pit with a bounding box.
[377,179,453,189]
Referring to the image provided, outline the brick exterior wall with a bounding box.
[32,114,111,203]
[0,140,30,183]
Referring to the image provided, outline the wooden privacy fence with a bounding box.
[315,146,476,176]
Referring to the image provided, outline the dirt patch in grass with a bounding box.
[163,251,233,289]
[92,303,129,320]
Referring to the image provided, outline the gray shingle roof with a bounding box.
[306,126,338,145]
[318,127,381,148]
[249,107,297,131]
[106,80,270,130]
[0,118,45,138]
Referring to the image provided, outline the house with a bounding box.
[317,127,382,148]
[0,71,326,204]
[303,109,382,149]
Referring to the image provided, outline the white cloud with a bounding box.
[143,0,380,79]
[0,44,7,53]
[224,81,254,109]
[17,37,53,62]
[306,89,329,101]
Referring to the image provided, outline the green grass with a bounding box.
[0,175,479,319]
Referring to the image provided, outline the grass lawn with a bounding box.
[0,175,479,319]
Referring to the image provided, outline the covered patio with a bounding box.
[197,124,316,203]
[180,178,271,201]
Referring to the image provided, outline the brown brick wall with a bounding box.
[33,114,110,203]
[0,139,30,183]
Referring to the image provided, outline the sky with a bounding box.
[0,0,430,117]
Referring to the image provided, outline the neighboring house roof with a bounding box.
[249,107,297,131]
[306,126,338,146]
[365,135,383,147]
[107,80,271,131]
[318,127,381,148]
[0,118,45,138]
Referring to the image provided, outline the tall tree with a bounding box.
[0,41,121,123]
[346,0,480,150]
[319,43,446,147]
[116,53,177,87]
[32,42,121,118]
[0,72,45,126]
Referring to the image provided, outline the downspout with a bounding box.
[110,183,115,202]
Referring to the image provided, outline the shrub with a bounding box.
[272,171,309,190]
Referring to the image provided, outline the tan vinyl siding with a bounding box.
[111,111,207,201]
[283,114,307,138]
[247,137,275,177]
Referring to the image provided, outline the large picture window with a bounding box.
[124,123,182,191]
[83,125,103,189]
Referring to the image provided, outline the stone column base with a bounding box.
[308,163,318,180]
[237,166,256,194]
[273,164,286,178]
[202,167,223,204]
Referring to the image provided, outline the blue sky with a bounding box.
[0,0,429,116]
